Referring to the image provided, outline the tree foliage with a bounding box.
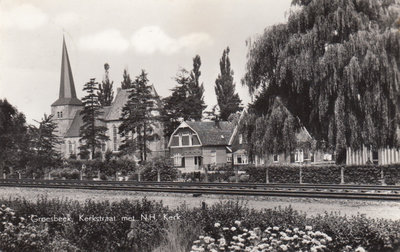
[98,63,114,106]
[121,68,133,90]
[0,99,29,174]
[161,55,206,138]
[215,47,242,120]
[242,0,400,154]
[28,114,62,176]
[119,70,160,163]
[79,78,109,159]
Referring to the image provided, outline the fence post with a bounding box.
[157,169,161,182]
[265,167,269,184]
[3,173,5,179]
[340,166,345,184]
[299,167,303,184]
[235,166,239,183]
[381,167,386,185]
[138,172,141,182]
[19,172,22,179]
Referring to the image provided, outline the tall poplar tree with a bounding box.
[215,47,242,120]
[119,70,160,163]
[79,78,109,159]
[242,0,400,161]
[188,55,206,121]
[98,63,114,106]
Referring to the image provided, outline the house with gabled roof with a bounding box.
[168,121,236,172]
[51,37,164,160]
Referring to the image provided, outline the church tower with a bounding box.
[51,37,83,138]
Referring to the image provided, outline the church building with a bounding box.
[50,37,165,160]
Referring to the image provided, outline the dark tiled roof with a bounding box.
[51,97,82,106]
[105,89,130,121]
[186,121,234,146]
[65,109,107,137]
[65,109,83,137]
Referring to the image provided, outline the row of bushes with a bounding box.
[242,165,400,185]
[0,197,399,251]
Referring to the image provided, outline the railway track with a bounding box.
[1,179,400,201]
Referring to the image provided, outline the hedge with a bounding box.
[242,165,400,185]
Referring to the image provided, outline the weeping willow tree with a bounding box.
[242,0,400,160]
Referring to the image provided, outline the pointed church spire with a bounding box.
[52,36,82,106]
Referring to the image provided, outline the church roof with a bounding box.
[104,88,130,121]
[52,37,82,107]
[65,109,83,137]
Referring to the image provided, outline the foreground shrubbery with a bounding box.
[0,197,399,251]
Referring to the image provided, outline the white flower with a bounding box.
[214,222,221,228]
[204,236,210,243]
[234,220,241,226]
[280,244,288,251]
[231,227,237,231]
[305,225,313,231]
[355,247,366,252]
[273,226,279,231]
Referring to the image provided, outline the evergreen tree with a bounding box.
[119,70,160,163]
[215,47,242,120]
[79,78,109,159]
[98,63,114,106]
[242,0,400,161]
[121,68,133,89]
[28,114,62,176]
[161,55,206,138]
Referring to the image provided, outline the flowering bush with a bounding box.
[0,204,50,251]
[190,221,335,252]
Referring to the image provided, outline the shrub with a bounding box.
[141,157,178,181]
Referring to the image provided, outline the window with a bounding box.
[273,154,279,163]
[57,112,60,118]
[372,151,379,164]
[68,141,72,153]
[101,142,106,152]
[182,135,189,146]
[194,156,202,167]
[295,149,304,162]
[60,112,63,118]
[173,154,182,167]
[171,136,179,146]
[239,134,243,144]
[192,135,200,145]
[235,154,248,164]
[227,155,232,163]
[113,125,118,151]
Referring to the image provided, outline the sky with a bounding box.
[0,0,292,124]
